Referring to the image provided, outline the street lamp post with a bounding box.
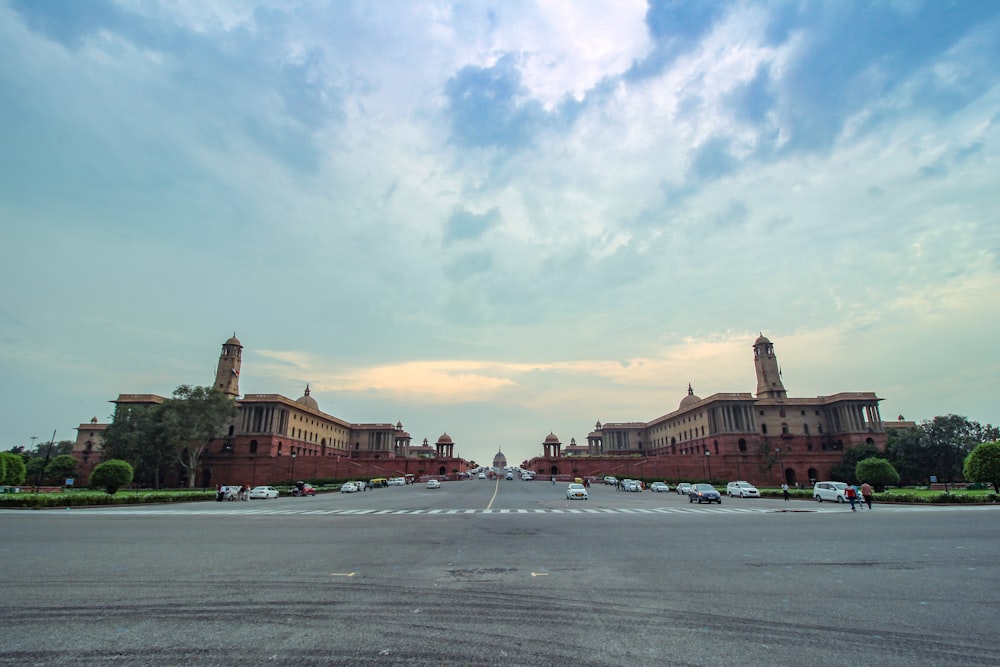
[775,447,782,486]
[289,451,297,484]
[704,449,712,483]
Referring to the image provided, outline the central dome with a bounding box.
[679,383,701,409]
[492,449,507,468]
[296,385,319,411]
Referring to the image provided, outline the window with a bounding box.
[761,424,768,434]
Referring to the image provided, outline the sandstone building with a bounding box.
[524,334,887,486]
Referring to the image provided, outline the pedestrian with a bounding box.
[846,484,858,511]
[860,482,873,510]
[781,482,790,502]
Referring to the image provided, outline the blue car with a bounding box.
[688,483,722,504]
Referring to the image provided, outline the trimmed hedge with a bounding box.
[0,491,216,508]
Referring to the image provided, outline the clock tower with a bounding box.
[214,334,243,398]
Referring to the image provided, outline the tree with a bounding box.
[828,443,880,484]
[101,403,178,488]
[924,415,981,487]
[0,452,27,486]
[756,441,781,482]
[89,459,134,495]
[963,442,1000,493]
[167,385,238,488]
[885,426,933,485]
[46,455,78,484]
[855,457,900,491]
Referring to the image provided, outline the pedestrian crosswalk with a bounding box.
[34,503,974,517]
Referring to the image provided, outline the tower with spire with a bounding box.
[753,333,787,399]
[214,333,243,398]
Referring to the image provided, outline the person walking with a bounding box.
[845,484,858,511]
[860,482,874,510]
[781,482,790,502]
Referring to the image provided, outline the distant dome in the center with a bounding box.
[493,449,507,468]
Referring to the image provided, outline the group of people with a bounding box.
[846,482,874,511]
[781,481,873,510]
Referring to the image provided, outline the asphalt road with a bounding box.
[2,479,999,666]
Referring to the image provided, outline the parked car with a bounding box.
[566,483,589,500]
[688,483,722,504]
[248,485,279,500]
[603,476,618,486]
[426,479,441,489]
[216,485,240,501]
[620,479,641,492]
[675,483,692,495]
[478,473,487,479]
[650,482,670,493]
[340,481,360,493]
[387,477,406,486]
[726,481,760,498]
[290,481,315,496]
[813,481,849,503]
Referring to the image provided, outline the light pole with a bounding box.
[289,451,297,484]
[775,447,782,486]
[704,449,712,483]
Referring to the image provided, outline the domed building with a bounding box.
[492,449,507,469]
[73,333,474,488]
[568,333,887,488]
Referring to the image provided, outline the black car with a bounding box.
[688,483,722,504]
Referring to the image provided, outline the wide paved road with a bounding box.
[2,479,999,666]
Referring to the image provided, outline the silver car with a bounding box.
[813,481,849,503]
[727,481,760,498]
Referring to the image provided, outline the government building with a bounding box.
[523,334,887,486]
[72,335,469,487]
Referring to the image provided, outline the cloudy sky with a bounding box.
[1,0,998,467]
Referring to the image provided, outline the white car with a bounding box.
[813,481,849,503]
[340,481,360,493]
[248,485,278,500]
[566,483,588,500]
[387,477,406,486]
[676,483,692,495]
[622,479,642,492]
[426,479,441,489]
[727,481,760,498]
[650,482,670,493]
[478,473,486,479]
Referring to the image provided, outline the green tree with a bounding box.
[89,459,134,494]
[925,415,981,487]
[828,443,880,484]
[167,385,238,488]
[885,426,933,485]
[46,455,78,484]
[855,457,899,491]
[963,442,1000,493]
[0,452,27,486]
[101,403,178,488]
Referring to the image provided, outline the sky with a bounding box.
[1,0,998,468]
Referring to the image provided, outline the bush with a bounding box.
[0,452,27,486]
[89,459,134,495]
